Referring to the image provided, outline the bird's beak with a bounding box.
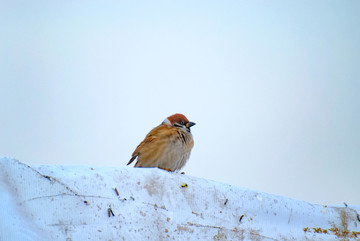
[186,122,196,128]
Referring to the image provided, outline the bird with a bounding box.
[127,113,195,172]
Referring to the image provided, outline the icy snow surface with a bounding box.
[0,157,359,241]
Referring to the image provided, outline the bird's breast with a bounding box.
[174,130,194,149]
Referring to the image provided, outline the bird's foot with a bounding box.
[158,167,172,172]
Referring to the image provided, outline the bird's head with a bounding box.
[162,113,196,132]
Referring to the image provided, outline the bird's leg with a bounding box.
[158,167,172,172]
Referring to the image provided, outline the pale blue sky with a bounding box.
[1,1,359,205]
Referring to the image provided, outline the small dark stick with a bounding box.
[113,187,119,196]
[43,175,52,181]
[239,214,244,223]
[108,205,115,217]
[224,198,228,205]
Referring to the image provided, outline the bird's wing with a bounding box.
[127,125,176,166]
[127,134,157,165]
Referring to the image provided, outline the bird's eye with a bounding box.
[179,121,185,125]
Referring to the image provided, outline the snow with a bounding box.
[0,157,359,241]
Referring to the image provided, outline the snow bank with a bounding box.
[0,157,359,241]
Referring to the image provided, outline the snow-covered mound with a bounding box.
[0,157,359,241]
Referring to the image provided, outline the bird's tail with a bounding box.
[127,156,137,166]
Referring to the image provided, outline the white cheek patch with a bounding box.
[162,118,171,125]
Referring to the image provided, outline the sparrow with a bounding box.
[127,113,195,172]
